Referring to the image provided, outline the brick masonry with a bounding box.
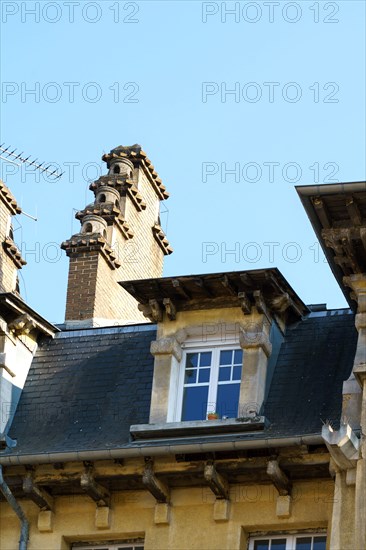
[0,184,22,293]
[63,150,169,325]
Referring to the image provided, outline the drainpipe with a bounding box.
[0,465,29,550]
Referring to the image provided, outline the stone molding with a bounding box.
[150,337,182,361]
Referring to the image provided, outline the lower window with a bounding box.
[249,534,326,550]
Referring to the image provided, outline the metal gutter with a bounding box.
[0,434,324,465]
[0,465,29,550]
[295,181,366,196]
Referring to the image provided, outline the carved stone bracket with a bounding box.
[266,459,292,496]
[8,314,36,337]
[142,459,170,503]
[163,298,176,321]
[80,467,110,507]
[23,471,54,511]
[204,462,229,500]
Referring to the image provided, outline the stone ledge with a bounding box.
[130,417,267,440]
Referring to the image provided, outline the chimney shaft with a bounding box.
[62,144,172,327]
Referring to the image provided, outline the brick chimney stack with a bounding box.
[61,145,172,327]
[0,180,26,294]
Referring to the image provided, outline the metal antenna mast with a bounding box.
[0,144,64,179]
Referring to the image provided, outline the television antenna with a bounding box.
[0,143,64,179]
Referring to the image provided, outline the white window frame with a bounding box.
[170,337,243,422]
[248,532,327,550]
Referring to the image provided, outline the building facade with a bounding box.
[0,146,365,550]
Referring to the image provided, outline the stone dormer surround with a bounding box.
[61,145,172,327]
[149,309,272,424]
[121,268,307,425]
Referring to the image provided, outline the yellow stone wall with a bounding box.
[0,477,333,550]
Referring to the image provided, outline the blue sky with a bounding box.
[1,0,365,323]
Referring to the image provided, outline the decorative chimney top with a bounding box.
[62,144,172,326]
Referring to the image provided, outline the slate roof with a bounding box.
[0,310,357,460]
[263,309,357,435]
[5,325,156,456]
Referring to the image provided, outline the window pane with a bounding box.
[219,350,233,365]
[296,537,312,550]
[185,369,197,383]
[199,352,212,367]
[271,540,287,550]
[186,353,198,368]
[233,365,242,380]
[198,368,210,383]
[234,349,243,364]
[182,386,208,420]
[216,383,240,418]
[313,537,326,550]
[218,366,231,381]
[254,541,269,550]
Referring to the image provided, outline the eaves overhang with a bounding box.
[296,181,366,311]
[0,433,324,465]
[120,268,308,323]
[0,293,59,337]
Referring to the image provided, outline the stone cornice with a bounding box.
[121,269,307,324]
[75,204,134,240]
[0,180,21,215]
[150,337,182,361]
[89,175,146,212]
[152,224,173,256]
[2,237,26,268]
[61,233,121,270]
[89,175,127,196]
[102,145,169,201]
[239,328,272,357]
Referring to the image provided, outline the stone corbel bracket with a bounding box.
[267,459,292,496]
[23,471,54,511]
[322,423,360,471]
[139,297,176,322]
[80,466,110,507]
[142,459,170,503]
[8,314,36,337]
[204,462,229,500]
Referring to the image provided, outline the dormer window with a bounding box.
[172,342,243,422]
